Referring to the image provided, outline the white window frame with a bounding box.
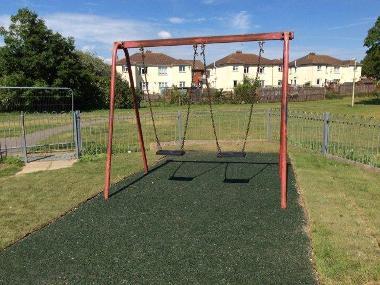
[179,81,185,88]
[122,65,128,73]
[260,80,265,86]
[179,65,186,72]
[233,80,238,87]
[316,79,321,85]
[244,66,249,74]
[278,80,282,86]
[258,66,265,74]
[140,81,148,91]
[159,82,168,89]
[278,65,283,72]
[334,67,340,73]
[317,65,322,71]
[139,66,147,75]
[158,66,167,76]
[232,65,239,72]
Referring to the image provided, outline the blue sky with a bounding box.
[0,0,379,63]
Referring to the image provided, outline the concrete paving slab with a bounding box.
[16,159,77,175]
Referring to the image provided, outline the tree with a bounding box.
[0,8,135,111]
[76,51,138,109]
[362,17,380,81]
[234,76,260,103]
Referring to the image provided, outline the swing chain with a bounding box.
[201,43,222,154]
[140,46,162,150]
[241,41,265,153]
[180,44,198,150]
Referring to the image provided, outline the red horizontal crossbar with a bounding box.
[117,32,294,49]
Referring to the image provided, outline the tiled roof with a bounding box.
[117,52,204,69]
[290,53,359,67]
[208,51,276,68]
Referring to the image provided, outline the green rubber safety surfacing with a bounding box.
[0,152,317,284]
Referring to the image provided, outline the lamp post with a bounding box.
[351,58,356,107]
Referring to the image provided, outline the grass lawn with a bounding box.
[291,148,380,285]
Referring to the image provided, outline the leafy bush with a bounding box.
[234,76,260,103]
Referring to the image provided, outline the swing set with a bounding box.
[104,32,293,208]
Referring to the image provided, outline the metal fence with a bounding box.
[1,109,379,168]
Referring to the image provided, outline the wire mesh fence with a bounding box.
[0,108,379,167]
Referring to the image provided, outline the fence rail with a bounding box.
[1,108,379,167]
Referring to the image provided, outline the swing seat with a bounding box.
[223,178,250,184]
[156,150,185,156]
[217,151,246,158]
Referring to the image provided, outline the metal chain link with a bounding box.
[140,47,162,150]
[241,41,265,152]
[201,44,222,154]
[180,44,198,150]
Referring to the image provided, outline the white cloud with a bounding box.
[328,19,375,30]
[202,0,216,4]
[231,11,251,31]
[168,17,185,24]
[157,30,172,38]
[0,14,11,29]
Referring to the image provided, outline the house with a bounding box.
[289,53,362,87]
[207,51,284,90]
[116,51,204,94]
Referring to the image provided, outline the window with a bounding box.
[232,65,239,71]
[159,82,168,89]
[317,65,322,71]
[158,66,167,75]
[139,66,147,75]
[179,81,185,88]
[233,80,238,87]
[260,80,265,87]
[258,67,264,74]
[140,82,148,91]
[316,79,321,85]
[278,80,282,86]
[278,65,283,72]
[244,66,249,74]
[294,79,297,85]
[334,67,340,73]
[179,65,186,72]
[122,65,128,73]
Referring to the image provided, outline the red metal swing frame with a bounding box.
[104,31,294,209]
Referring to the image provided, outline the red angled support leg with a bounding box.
[104,43,120,200]
[280,33,290,209]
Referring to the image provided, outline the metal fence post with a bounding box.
[20,111,28,163]
[322,112,330,155]
[73,110,82,158]
[266,108,272,142]
[177,111,183,146]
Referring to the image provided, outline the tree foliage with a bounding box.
[362,17,380,81]
[234,76,260,103]
[0,8,136,111]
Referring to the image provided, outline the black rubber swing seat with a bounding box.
[217,151,246,158]
[156,149,185,156]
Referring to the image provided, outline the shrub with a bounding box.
[234,76,260,104]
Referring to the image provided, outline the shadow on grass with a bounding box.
[356,96,380,105]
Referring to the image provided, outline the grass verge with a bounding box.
[290,148,380,285]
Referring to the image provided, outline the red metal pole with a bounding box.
[104,43,120,200]
[120,32,294,48]
[123,48,149,174]
[280,32,290,209]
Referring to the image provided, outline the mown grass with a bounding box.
[0,157,24,178]
[291,148,380,285]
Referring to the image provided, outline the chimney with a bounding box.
[146,50,152,54]
[236,50,242,53]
